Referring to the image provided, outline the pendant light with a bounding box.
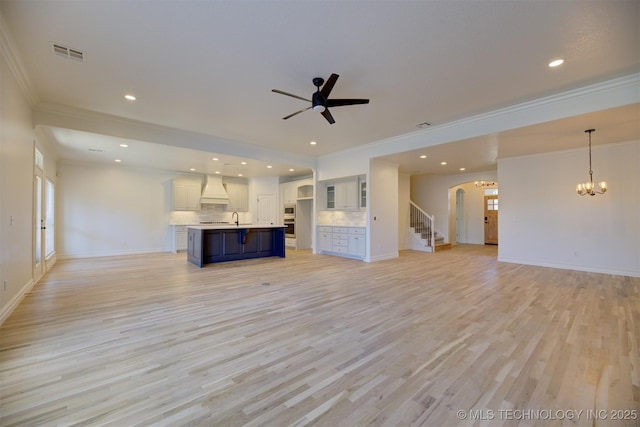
[576,129,607,196]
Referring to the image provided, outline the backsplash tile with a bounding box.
[317,210,366,226]
[170,204,252,225]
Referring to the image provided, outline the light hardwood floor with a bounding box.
[1,246,638,426]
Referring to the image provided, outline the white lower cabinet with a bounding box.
[348,227,366,258]
[318,227,333,252]
[317,226,366,260]
[172,225,188,252]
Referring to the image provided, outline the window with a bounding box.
[35,147,44,170]
[45,179,55,257]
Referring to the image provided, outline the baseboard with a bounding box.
[0,278,35,326]
[45,252,57,272]
[366,252,399,263]
[498,256,640,278]
[58,248,167,260]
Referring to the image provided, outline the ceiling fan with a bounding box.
[272,73,369,124]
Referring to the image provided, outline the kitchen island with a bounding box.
[187,225,286,267]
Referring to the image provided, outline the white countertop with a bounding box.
[187,224,285,230]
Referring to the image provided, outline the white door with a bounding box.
[257,194,276,224]
[34,168,45,282]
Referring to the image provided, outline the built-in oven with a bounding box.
[284,218,295,238]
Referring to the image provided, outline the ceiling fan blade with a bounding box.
[321,108,335,124]
[283,106,312,120]
[320,73,339,98]
[272,89,311,103]
[325,98,370,107]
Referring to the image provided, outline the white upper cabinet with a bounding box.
[324,177,358,210]
[280,178,314,211]
[280,181,297,205]
[173,178,201,211]
[224,182,249,212]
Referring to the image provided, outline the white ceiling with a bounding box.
[1,1,638,177]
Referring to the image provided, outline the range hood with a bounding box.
[200,175,229,204]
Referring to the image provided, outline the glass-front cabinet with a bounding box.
[326,185,336,209]
[359,179,366,209]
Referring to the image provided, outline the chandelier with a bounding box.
[474,181,497,188]
[576,129,607,196]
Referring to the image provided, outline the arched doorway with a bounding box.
[448,180,498,246]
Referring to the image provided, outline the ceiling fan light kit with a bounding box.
[272,73,369,124]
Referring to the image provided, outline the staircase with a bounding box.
[408,201,451,252]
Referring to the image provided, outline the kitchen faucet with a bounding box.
[232,211,239,226]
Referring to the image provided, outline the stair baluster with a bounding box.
[409,201,435,249]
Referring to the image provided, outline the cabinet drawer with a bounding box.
[333,227,348,234]
[333,233,348,240]
[332,246,348,253]
[332,239,348,247]
[348,227,365,235]
[175,225,188,232]
[318,226,333,233]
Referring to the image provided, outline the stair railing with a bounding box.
[409,201,435,248]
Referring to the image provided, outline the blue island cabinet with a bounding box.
[187,226,286,267]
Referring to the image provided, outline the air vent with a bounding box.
[51,42,85,62]
[88,148,103,152]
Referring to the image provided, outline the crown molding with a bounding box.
[320,73,640,160]
[33,102,316,169]
[0,12,39,106]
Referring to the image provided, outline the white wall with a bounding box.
[316,151,367,181]
[0,51,35,322]
[498,140,640,277]
[368,158,399,262]
[398,173,411,249]
[57,162,175,258]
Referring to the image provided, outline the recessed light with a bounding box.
[549,59,564,67]
[289,168,295,172]
[420,155,427,159]
[189,168,196,171]
[119,143,128,148]
[267,165,273,169]
[240,161,247,165]
[310,141,317,145]
[124,94,136,101]
[114,159,122,163]
[215,171,220,174]
[212,157,219,161]
[459,167,466,171]
[440,161,447,165]
[238,173,243,177]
